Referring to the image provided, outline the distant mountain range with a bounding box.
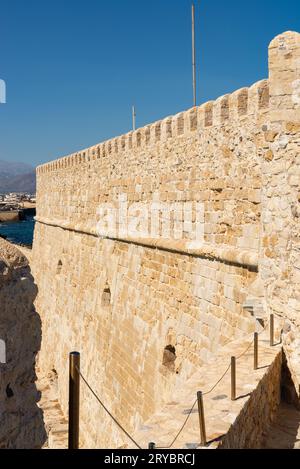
[0,160,36,193]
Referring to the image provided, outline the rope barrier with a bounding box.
[76,366,142,449]
[153,319,272,449]
[156,399,198,449]
[236,319,269,360]
[217,315,270,357]
[203,363,231,396]
[72,317,272,450]
[203,319,270,394]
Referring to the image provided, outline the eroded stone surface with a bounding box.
[0,239,46,448]
[37,371,68,449]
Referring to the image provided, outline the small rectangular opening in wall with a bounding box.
[101,285,111,307]
[163,345,176,372]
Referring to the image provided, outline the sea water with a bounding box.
[0,213,35,247]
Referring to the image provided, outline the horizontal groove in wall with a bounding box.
[35,217,259,271]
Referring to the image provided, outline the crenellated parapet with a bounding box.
[36,79,270,176]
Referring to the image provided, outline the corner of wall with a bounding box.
[259,31,300,389]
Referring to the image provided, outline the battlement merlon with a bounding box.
[269,30,300,122]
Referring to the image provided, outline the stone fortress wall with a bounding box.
[32,31,300,448]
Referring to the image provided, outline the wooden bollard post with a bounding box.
[148,442,156,449]
[254,333,258,370]
[68,352,80,449]
[270,314,274,347]
[197,391,207,447]
[231,357,236,401]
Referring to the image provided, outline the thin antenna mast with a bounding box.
[132,105,136,131]
[191,3,197,107]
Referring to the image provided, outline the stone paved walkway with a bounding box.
[132,330,282,449]
[37,328,283,449]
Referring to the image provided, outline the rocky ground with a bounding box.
[37,371,68,449]
[0,239,46,448]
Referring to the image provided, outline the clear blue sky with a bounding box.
[0,0,299,167]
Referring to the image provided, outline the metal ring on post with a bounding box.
[68,351,80,449]
[197,391,207,447]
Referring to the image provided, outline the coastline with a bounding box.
[0,210,20,222]
[0,212,35,248]
[0,204,36,223]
